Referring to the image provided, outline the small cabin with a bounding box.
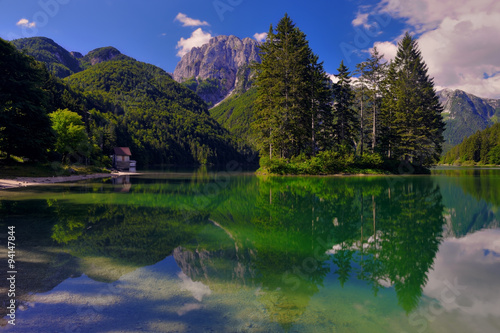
[112,147,136,172]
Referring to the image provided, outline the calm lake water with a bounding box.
[1,168,500,332]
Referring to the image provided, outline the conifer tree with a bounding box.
[361,47,387,153]
[332,61,358,150]
[0,38,54,160]
[253,14,330,159]
[353,63,368,156]
[380,33,444,165]
[305,53,332,155]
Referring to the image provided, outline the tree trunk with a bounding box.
[372,103,377,153]
[360,90,364,156]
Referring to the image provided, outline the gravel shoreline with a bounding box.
[0,172,138,190]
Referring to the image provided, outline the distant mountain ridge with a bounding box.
[438,88,500,148]
[5,36,253,165]
[13,36,500,154]
[173,35,261,106]
[11,37,82,78]
[11,37,131,78]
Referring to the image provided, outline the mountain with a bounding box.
[438,89,500,148]
[65,58,250,165]
[11,37,82,78]
[11,37,133,78]
[4,36,252,166]
[173,35,260,106]
[209,87,258,148]
[441,122,500,165]
[80,46,132,68]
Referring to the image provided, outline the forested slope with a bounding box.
[441,123,500,165]
[65,59,251,165]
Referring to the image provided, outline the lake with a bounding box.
[1,167,499,332]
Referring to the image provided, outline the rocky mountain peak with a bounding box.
[173,35,261,106]
[70,51,83,59]
[83,46,123,66]
[437,88,500,146]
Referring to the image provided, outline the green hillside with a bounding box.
[209,87,258,148]
[1,37,252,167]
[65,58,250,165]
[441,122,500,165]
[438,89,500,149]
[11,37,82,78]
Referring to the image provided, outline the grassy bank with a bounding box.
[257,152,430,176]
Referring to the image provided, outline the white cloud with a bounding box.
[253,32,267,42]
[371,41,398,62]
[375,0,500,98]
[16,18,36,28]
[174,13,210,27]
[176,28,212,57]
[352,12,371,28]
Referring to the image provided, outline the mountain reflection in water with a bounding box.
[1,169,499,332]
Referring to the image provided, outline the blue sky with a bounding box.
[1,0,500,98]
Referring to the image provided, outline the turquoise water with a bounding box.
[1,168,499,332]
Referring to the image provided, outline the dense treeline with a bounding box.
[441,122,500,165]
[11,37,82,78]
[66,59,251,165]
[0,38,94,162]
[1,37,252,168]
[253,15,444,174]
[209,87,258,148]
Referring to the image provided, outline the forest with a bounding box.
[0,37,252,170]
[441,122,500,165]
[1,14,451,174]
[252,14,445,175]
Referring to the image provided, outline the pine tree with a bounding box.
[305,53,332,155]
[380,33,444,165]
[253,14,330,159]
[332,61,358,150]
[0,38,54,160]
[361,47,387,153]
[353,63,368,156]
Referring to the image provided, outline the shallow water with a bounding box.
[1,168,499,332]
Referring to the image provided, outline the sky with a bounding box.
[1,0,500,98]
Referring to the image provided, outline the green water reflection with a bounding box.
[1,169,499,332]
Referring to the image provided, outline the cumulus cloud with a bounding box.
[16,18,36,28]
[371,41,398,62]
[375,0,500,98]
[253,32,267,42]
[352,12,371,28]
[174,13,210,27]
[176,28,212,57]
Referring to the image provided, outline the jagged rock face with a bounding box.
[173,35,261,106]
[438,89,500,146]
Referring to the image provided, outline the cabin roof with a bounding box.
[114,147,132,156]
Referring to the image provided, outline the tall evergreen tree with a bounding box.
[332,61,358,150]
[0,38,54,160]
[253,14,331,159]
[353,63,368,156]
[305,53,332,155]
[380,33,444,165]
[253,14,308,159]
[360,47,387,153]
